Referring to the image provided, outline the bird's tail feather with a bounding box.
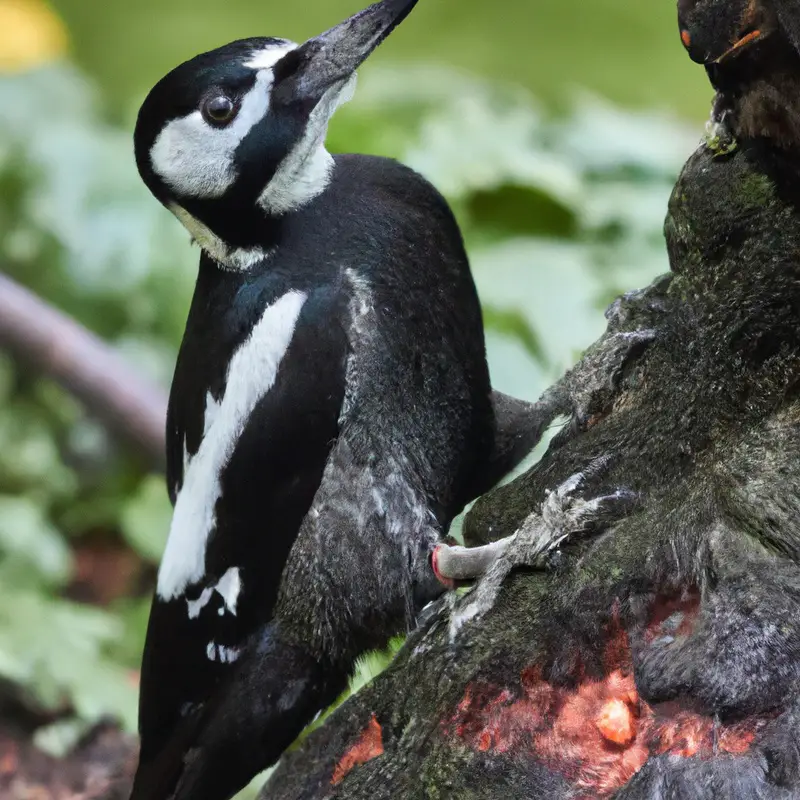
[130,620,347,800]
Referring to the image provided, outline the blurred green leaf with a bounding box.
[0,495,72,586]
[0,586,137,729]
[483,305,548,367]
[121,475,170,563]
[467,184,577,240]
[33,718,92,759]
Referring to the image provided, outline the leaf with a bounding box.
[33,717,91,758]
[120,474,170,562]
[405,89,581,208]
[0,586,138,730]
[0,403,77,496]
[483,304,548,367]
[0,494,72,585]
[467,184,577,239]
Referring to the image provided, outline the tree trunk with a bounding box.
[262,139,800,797]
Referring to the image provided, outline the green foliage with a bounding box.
[0,57,691,770]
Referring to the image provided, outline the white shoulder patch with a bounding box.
[158,290,308,601]
[185,566,242,619]
[215,566,242,615]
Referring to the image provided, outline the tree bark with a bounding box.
[262,139,800,797]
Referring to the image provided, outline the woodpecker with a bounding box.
[128,1,589,798]
[678,0,800,148]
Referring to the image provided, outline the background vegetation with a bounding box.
[0,0,707,793]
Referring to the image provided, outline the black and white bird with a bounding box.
[130,1,567,798]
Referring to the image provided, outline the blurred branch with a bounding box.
[0,273,167,471]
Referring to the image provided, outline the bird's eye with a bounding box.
[202,95,238,126]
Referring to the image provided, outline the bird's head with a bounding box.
[678,0,776,65]
[134,0,417,269]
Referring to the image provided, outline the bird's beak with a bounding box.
[272,0,418,106]
[714,28,767,63]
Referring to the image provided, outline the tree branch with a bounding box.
[0,273,167,470]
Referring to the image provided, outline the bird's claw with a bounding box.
[436,457,638,591]
[604,274,671,331]
[447,463,638,637]
[517,459,639,565]
[542,457,638,537]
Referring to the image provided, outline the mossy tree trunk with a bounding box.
[263,136,800,799]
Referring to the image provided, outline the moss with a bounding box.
[265,140,800,800]
[703,121,738,156]
[736,170,777,209]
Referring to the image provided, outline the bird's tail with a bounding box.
[130,620,347,800]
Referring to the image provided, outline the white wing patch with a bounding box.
[206,642,241,663]
[215,566,242,615]
[158,290,308,601]
[185,566,242,619]
[186,586,214,619]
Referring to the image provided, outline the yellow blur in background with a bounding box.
[0,0,68,71]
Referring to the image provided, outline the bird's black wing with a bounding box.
[134,283,350,785]
[774,0,800,55]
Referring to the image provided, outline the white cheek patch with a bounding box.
[150,68,276,199]
[157,290,308,601]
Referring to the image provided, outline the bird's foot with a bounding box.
[444,458,638,636]
[537,455,639,553]
[604,274,671,331]
[432,537,513,589]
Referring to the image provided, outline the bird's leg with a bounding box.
[433,291,660,590]
[434,456,635,585]
[432,538,513,589]
[441,458,638,635]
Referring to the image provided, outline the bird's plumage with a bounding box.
[130,3,554,797]
[132,152,510,798]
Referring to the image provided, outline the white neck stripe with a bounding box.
[170,205,271,271]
